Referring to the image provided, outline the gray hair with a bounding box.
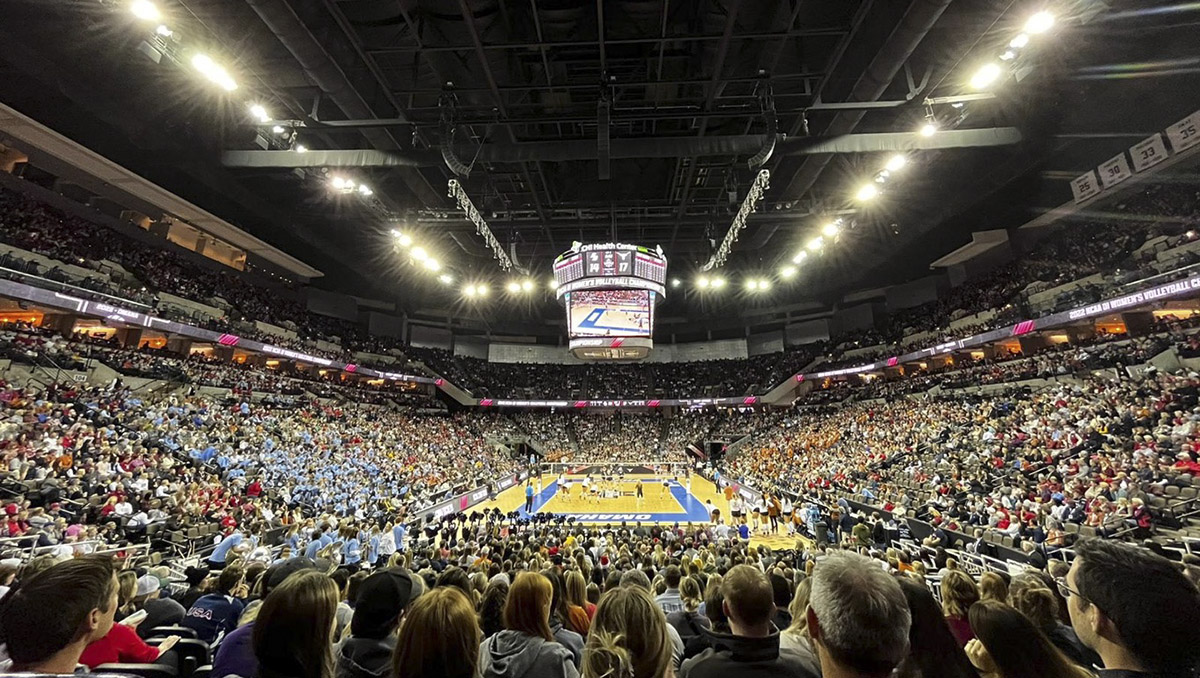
[620,569,652,591]
[809,551,911,677]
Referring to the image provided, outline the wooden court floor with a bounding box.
[475,472,803,551]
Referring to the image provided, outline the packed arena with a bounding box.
[2,2,1200,678]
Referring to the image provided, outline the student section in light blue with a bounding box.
[518,479,711,523]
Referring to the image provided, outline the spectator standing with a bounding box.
[583,586,673,678]
[393,586,480,678]
[806,552,911,678]
[479,572,579,678]
[337,569,420,678]
[680,565,818,678]
[894,578,979,678]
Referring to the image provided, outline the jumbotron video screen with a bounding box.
[566,289,654,338]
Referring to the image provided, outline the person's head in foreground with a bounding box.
[720,564,777,637]
[253,570,339,678]
[0,555,117,673]
[1065,538,1200,675]
[806,551,911,678]
[393,586,480,678]
[582,586,672,678]
[965,600,1091,678]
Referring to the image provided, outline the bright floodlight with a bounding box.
[1024,11,1054,34]
[549,279,559,290]
[131,0,160,21]
[1000,50,1017,61]
[476,284,489,297]
[249,104,270,122]
[438,274,453,285]
[506,281,521,293]
[792,250,808,264]
[330,176,348,190]
[463,284,477,298]
[423,258,440,271]
[745,279,760,291]
[410,246,428,261]
[710,277,725,289]
[856,183,879,201]
[398,233,413,247]
[885,154,907,172]
[358,184,372,196]
[521,280,534,292]
[969,62,1003,90]
[294,144,307,153]
[1009,33,1030,49]
[155,24,172,37]
[191,53,237,91]
[758,279,772,291]
[780,266,797,278]
[919,122,937,137]
[271,125,285,134]
[389,228,401,238]
[822,221,840,237]
[807,236,824,251]
[696,276,710,289]
[670,278,681,288]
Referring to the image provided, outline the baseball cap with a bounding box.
[265,556,318,591]
[136,574,160,597]
[350,569,418,639]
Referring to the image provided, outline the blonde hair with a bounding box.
[582,587,672,678]
[679,577,702,612]
[505,572,554,641]
[783,578,812,638]
[566,570,589,609]
[393,587,481,678]
[940,570,980,619]
[979,572,1009,603]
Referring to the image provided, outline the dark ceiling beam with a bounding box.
[596,0,607,76]
[223,128,1022,167]
[242,0,442,206]
[776,0,954,200]
[529,0,554,90]
[381,71,824,97]
[668,0,742,250]
[364,27,849,54]
[455,0,554,247]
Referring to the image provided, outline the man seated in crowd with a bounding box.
[0,556,119,673]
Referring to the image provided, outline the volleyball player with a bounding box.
[635,480,644,501]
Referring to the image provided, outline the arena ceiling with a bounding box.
[0,0,1197,326]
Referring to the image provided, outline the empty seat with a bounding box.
[1064,523,1080,534]
[1166,486,1182,498]
[1079,525,1098,538]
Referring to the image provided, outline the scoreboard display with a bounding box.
[553,243,667,361]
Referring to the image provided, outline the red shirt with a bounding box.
[80,622,160,668]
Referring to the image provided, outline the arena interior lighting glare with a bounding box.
[357,184,373,196]
[1024,11,1054,34]
[856,184,879,201]
[710,277,726,289]
[822,221,840,237]
[410,246,428,261]
[521,280,534,292]
[919,122,938,137]
[1009,33,1030,49]
[506,281,521,293]
[885,154,907,172]
[792,250,808,264]
[745,279,760,291]
[249,104,270,123]
[476,285,489,297]
[758,279,772,291]
[696,276,711,289]
[670,278,681,288]
[271,125,285,134]
[130,0,160,21]
[438,274,453,285]
[969,63,1003,90]
[330,176,349,190]
[463,284,477,298]
[190,54,238,91]
[1000,50,1017,61]
[807,236,824,251]
[155,24,172,37]
[391,231,413,248]
[423,258,440,271]
[780,265,797,278]
[548,279,559,290]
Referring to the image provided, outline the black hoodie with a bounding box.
[335,636,396,678]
